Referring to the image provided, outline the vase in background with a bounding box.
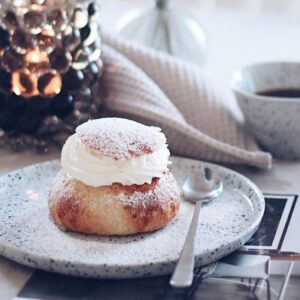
[118,0,207,66]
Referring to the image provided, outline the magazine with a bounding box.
[241,194,299,257]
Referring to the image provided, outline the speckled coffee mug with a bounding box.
[231,62,300,159]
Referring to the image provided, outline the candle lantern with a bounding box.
[0,0,103,152]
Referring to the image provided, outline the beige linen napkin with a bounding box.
[100,32,272,169]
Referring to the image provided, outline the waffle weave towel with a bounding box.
[100,32,272,169]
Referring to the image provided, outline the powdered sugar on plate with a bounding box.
[0,158,264,279]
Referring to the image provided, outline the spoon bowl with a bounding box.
[183,176,223,203]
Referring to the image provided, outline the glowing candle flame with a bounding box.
[12,69,39,98]
[25,49,48,64]
[38,72,62,96]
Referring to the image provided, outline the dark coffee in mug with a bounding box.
[256,88,300,98]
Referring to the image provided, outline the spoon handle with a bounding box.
[170,201,202,287]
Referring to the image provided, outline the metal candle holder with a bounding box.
[0,0,103,152]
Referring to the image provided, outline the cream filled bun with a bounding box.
[48,118,180,236]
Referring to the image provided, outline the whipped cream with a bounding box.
[61,134,171,187]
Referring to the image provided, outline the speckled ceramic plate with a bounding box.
[0,157,264,278]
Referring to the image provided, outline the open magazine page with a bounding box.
[241,194,299,257]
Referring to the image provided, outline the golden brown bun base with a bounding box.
[48,171,180,236]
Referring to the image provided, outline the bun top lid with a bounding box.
[76,118,168,160]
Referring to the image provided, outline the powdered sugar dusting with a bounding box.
[76,118,167,160]
[116,173,179,209]
[0,158,264,278]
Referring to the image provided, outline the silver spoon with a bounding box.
[170,167,223,288]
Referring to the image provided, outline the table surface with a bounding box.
[1,153,300,299]
[2,1,300,299]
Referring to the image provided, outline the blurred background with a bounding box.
[100,0,300,120]
[102,0,300,82]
